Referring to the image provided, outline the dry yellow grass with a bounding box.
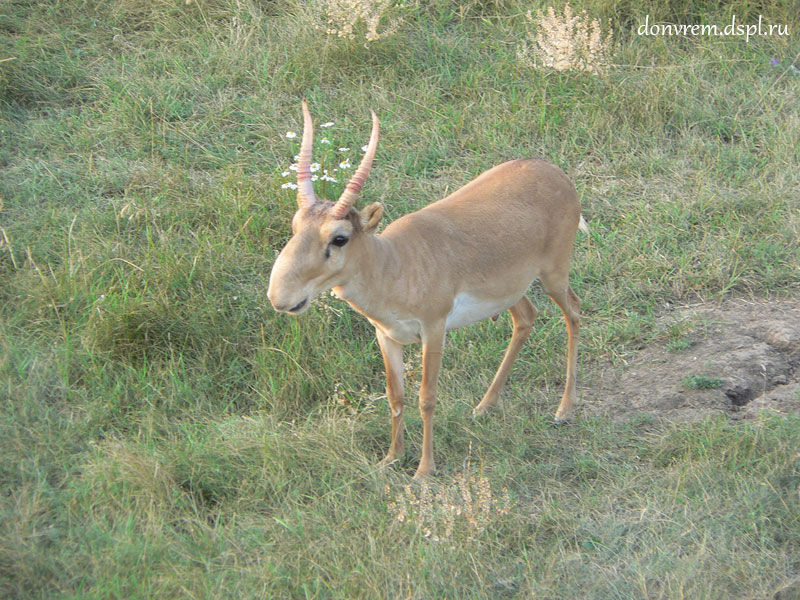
[316,0,409,43]
[519,2,614,75]
[386,446,511,542]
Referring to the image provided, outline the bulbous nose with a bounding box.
[267,236,311,314]
[269,292,308,314]
[282,298,307,313]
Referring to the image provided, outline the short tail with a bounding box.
[578,214,589,234]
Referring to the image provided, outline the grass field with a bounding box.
[1,0,799,598]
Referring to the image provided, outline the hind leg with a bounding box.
[541,274,581,422]
[474,296,538,416]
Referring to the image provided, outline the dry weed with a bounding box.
[518,2,613,75]
[386,447,511,542]
[316,0,410,43]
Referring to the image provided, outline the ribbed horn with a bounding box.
[296,100,317,209]
[331,109,379,219]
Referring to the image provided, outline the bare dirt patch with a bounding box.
[583,299,800,422]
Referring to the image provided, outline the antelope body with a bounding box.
[268,102,584,479]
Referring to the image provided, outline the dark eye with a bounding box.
[330,235,349,247]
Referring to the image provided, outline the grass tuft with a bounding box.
[683,374,726,390]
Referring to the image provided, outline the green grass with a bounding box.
[682,374,725,390]
[1,0,799,598]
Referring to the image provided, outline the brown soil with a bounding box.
[582,299,800,422]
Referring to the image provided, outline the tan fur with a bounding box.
[269,124,584,478]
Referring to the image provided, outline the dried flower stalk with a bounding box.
[317,0,408,43]
[518,2,614,75]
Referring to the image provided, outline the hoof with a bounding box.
[473,398,498,418]
[472,406,491,419]
[412,464,435,480]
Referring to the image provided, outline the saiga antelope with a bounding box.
[268,101,585,479]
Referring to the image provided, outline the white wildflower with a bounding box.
[361,145,368,152]
[338,147,350,152]
[289,163,298,171]
[310,162,320,172]
[286,131,297,139]
[281,182,298,190]
[281,171,290,177]
[339,159,352,169]
[320,137,331,145]
[321,121,335,128]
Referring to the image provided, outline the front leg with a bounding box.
[415,321,446,479]
[375,328,405,466]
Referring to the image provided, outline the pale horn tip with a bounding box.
[331,107,380,219]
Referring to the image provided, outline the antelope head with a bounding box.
[268,101,383,314]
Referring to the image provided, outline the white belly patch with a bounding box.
[445,293,514,331]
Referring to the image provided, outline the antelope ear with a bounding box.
[359,202,384,233]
